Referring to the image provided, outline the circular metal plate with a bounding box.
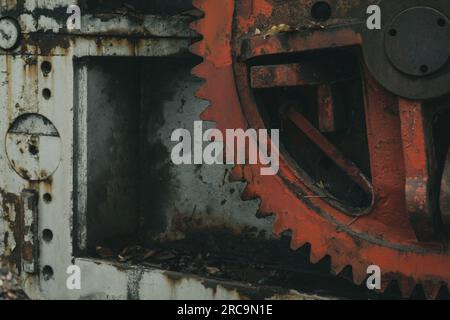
[362,0,450,100]
[6,114,61,181]
[385,7,450,77]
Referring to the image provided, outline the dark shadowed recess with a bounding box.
[78,0,193,15]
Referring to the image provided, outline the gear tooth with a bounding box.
[229,165,244,182]
[380,279,390,293]
[195,81,209,99]
[192,0,206,10]
[200,105,215,122]
[329,255,349,277]
[289,217,334,268]
[397,278,416,298]
[189,38,204,57]
[309,245,328,264]
[290,237,307,251]
[310,254,330,266]
[291,239,309,251]
[184,8,204,19]
[190,15,205,28]
[290,228,312,251]
[352,266,368,286]
[330,262,346,277]
[191,61,208,78]
[325,248,349,277]
[288,229,304,250]
[256,209,273,219]
[241,184,258,200]
[259,200,274,216]
[189,19,201,33]
[188,4,204,56]
[337,266,353,282]
[422,281,443,300]
[273,213,289,236]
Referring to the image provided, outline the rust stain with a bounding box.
[193,0,450,298]
[0,188,21,271]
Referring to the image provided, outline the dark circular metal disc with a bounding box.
[362,0,450,100]
[385,7,450,77]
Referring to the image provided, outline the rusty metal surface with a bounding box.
[0,0,449,300]
[0,261,28,300]
[399,99,440,241]
[241,27,362,61]
[251,64,313,89]
[1,0,245,300]
[19,190,38,274]
[74,258,332,300]
[191,0,450,299]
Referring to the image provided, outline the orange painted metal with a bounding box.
[250,64,315,88]
[191,0,450,298]
[241,28,362,61]
[399,99,439,241]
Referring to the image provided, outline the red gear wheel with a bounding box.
[190,0,450,298]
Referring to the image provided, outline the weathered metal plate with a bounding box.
[6,114,61,181]
[385,7,450,77]
[20,190,39,274]
[362,0,450,100]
